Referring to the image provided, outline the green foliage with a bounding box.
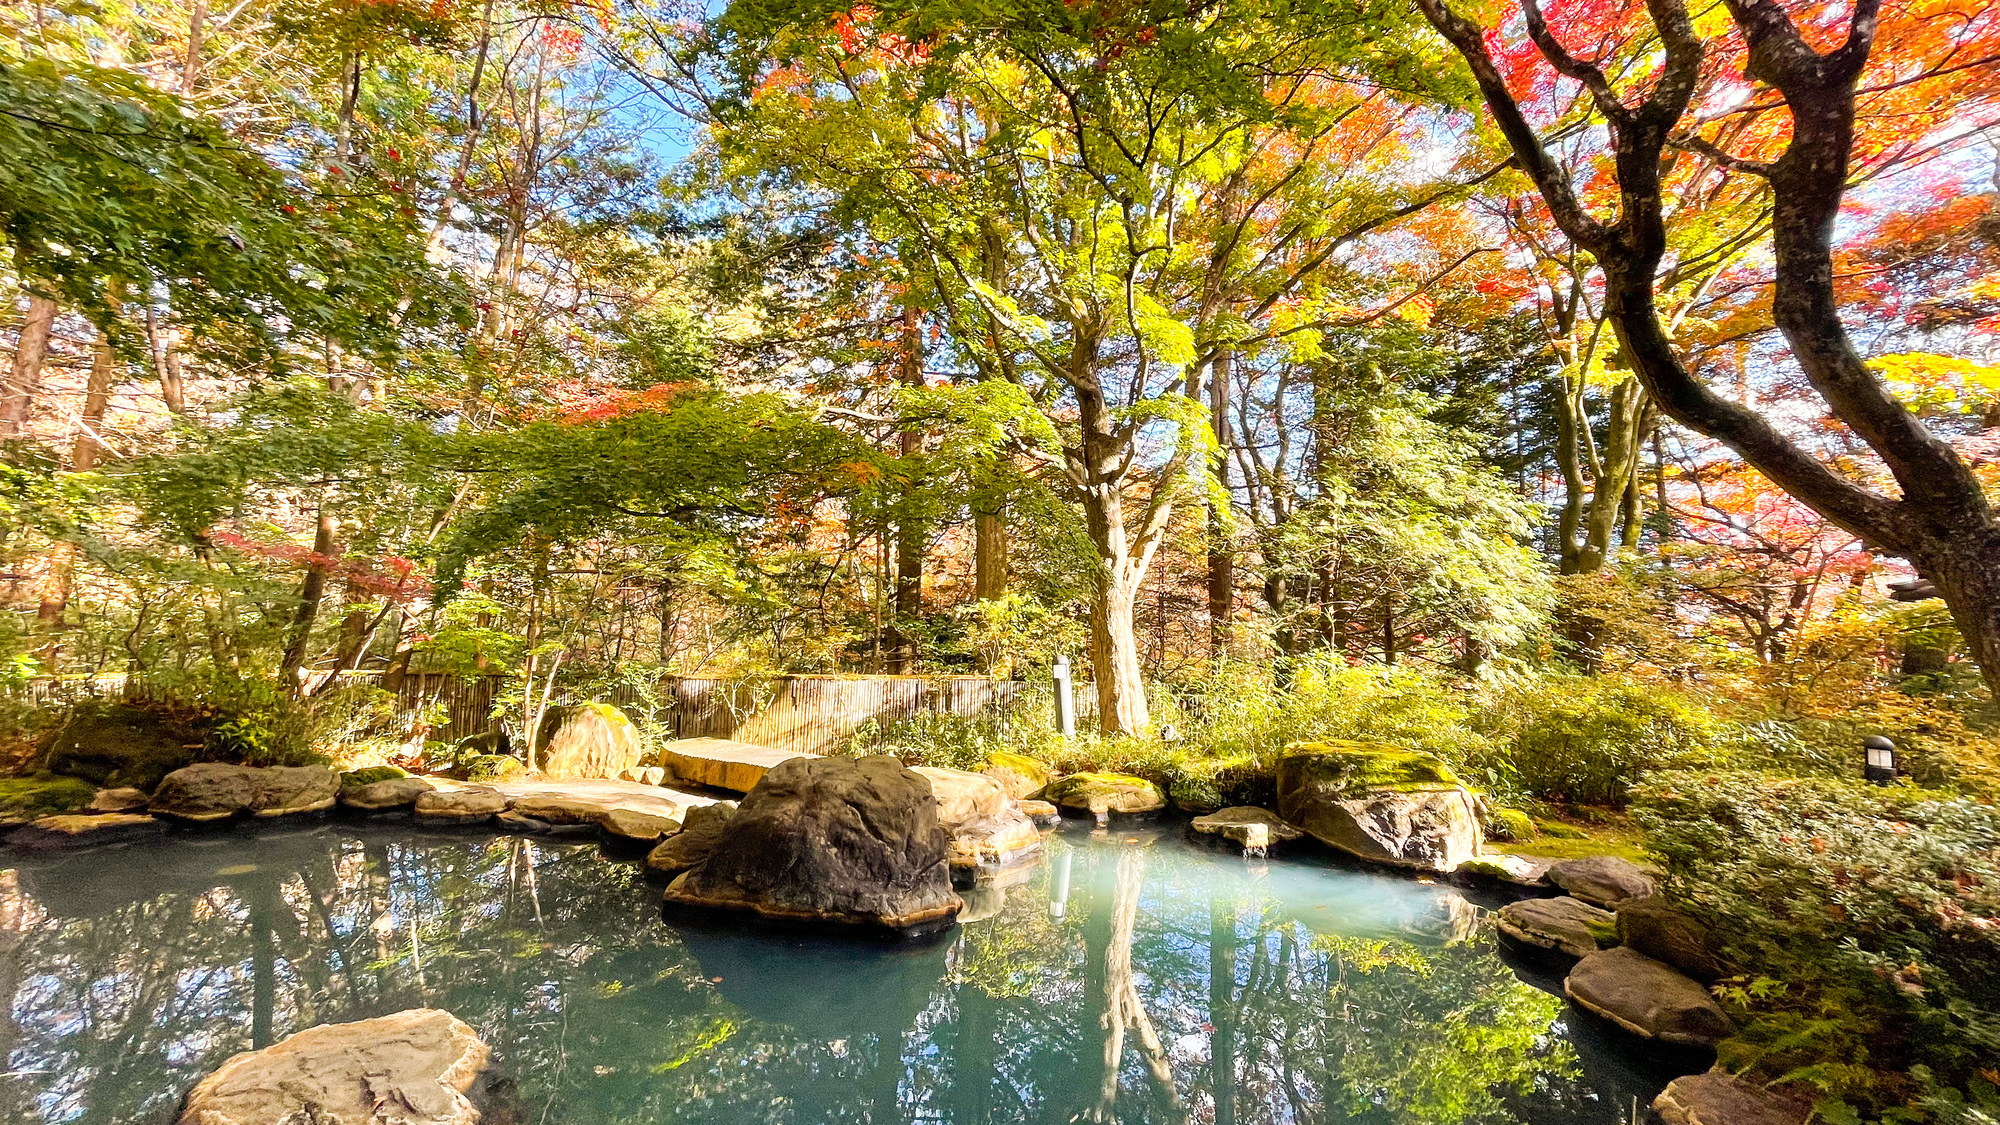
[1480,675,1737,807]
[0,53,462,367]
[1636,772,2000,1116]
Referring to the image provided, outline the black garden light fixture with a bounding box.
[1863,736,1899,785]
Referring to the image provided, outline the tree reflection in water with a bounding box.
[0,823,1660,1124]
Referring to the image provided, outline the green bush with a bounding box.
[1635,771,2000,1119]
[1483,675,1734,807]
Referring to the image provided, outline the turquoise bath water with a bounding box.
[2,822,1670,1123]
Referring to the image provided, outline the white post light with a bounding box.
[1052,655,1076,739]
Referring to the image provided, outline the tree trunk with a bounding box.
[39,324,114,629]
[278,510,339,686]
[1206,350,1235,656]
[1087,543,1149,735]
[974,503,1006,601]
[888,305,924,674]
[1,296,56,436]
[1417,0,2000,700]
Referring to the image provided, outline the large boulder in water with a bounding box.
[663,755,962,935]
[1273,740,1481,873]
[537,702,644,780]
[150,763,340,823]
[912,765,1043,884]
[175,1008,489,1125]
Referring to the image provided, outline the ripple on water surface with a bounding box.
[2,821,1671,1124]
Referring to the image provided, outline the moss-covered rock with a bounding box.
[44,704,202,792]
[1275,740,1462,793]
[464,754,526,782]
[1274,740,1481,873]
[981,752,1052,800]
[537,702,643,780]
[340,765,411,788]
[1487,807,1537,841]
[0,777,98,826]
[1536,819,1588,839]
[1044,772,1165,817]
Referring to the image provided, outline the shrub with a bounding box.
[1635,771,2000,1119]
[1482,675,1734,807]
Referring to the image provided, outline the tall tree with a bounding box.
[1413,0,2000,697]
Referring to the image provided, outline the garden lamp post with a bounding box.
[1052,655,1076,739]
[1863,736,1899,785]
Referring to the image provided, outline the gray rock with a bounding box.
[1191,807,1304,855]
[1496,896,1613,960]
[414,786,509,824]
[1549,855,1658,907]
[1273,742,1481,873]
[1564,947,1733,1048]
[946,809,1042,885]
[1654,1070,1810,1125]
[10,813,165,852]
[150,764,339,823]
[663,755,962,933]
[85,787,150,814]
[175,1007,488,1125]
[601,807,679,847]
[339,776,435,813]
[1018,799,1060,827]
[1454,853,1555,887]
[1618,897,1725,983]
[1043,773,1166,818]
[916,766,1042,884]
[646,802,737,876]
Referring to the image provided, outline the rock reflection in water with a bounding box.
[0,822,1658,1124]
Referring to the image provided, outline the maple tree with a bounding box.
[1410,0,2000,698]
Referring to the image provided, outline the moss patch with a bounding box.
[1278,740,1461,794]
[465,754,526,782]
[985,751,1052,788]
[1044,771,1165,813]
[340,765,411,788]
[1488,807,1537,841]
[0,777,98,826]
[1501,816,1652,864]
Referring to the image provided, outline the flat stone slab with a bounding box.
[1565,947,1733,1048]
[1549,855,1658,907]
[1455,853,1555,887]
[487,778,722,824]
[1191,807,1303,854]
[176,1008,488,1125]
[1496,896,1612,959]
[657,738,811,793]
[1654,1071,1810,1125]
[10,813,165,852]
